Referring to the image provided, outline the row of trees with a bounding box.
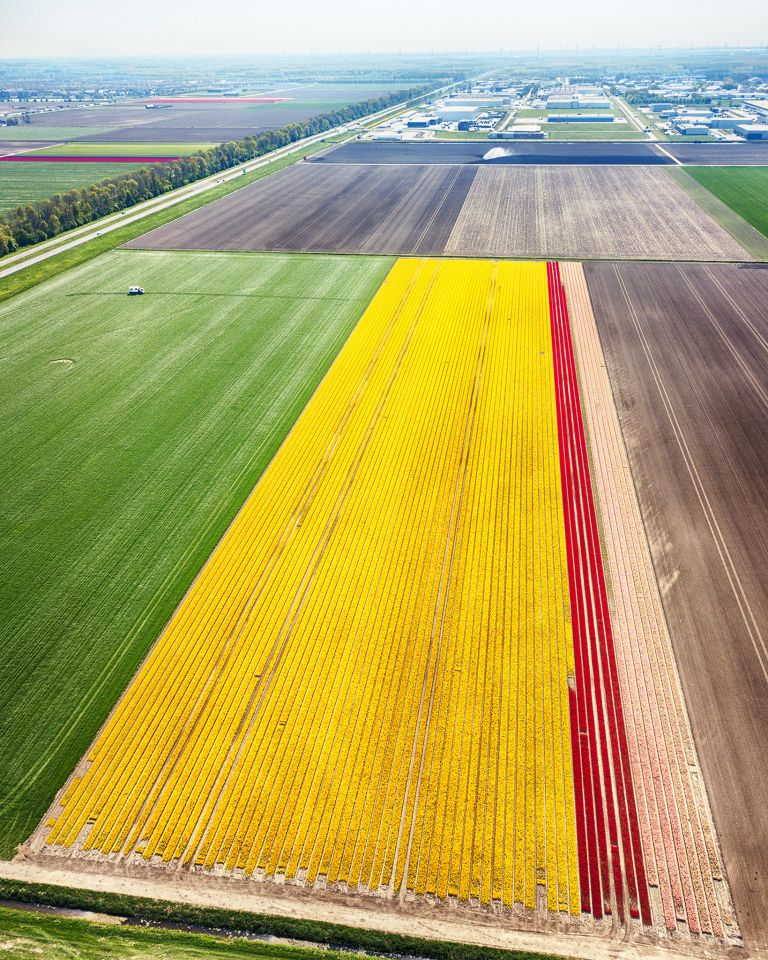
[0,86,431,257]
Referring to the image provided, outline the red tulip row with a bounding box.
[548,261,652,928]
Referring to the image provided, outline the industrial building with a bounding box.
[745,100,768,118]
[736,123,768,140]
[489,126,545,139]
[677,124,710,136]
[407,114,440,128]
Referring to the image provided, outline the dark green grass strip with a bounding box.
[0,249,393,858]
[0,905,386,960]
[684,165,768,239]
[0,882,562,960]
[0,138,338,304]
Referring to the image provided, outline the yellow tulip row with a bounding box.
[44,258,579,915]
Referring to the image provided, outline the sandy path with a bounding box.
[0,860,747,960]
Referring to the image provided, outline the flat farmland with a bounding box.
[445,166,751,261]
[31,260,609,922]
[0,126,115,142]
[26,141,217,157]
[584,261,768,951]
[129,161,751,261]
[0,141,54,156]
[18,105,151,140]
[128,163,478,255]
[8,85,410,147]
[21,257,738,951]
[0,248,392,858]
[0,160,147,213]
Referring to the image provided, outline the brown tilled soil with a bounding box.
[561,262,737,944]
[445,167,751,262]
[127,162,752,262]
[127,163,478,254]
[584,261,768,954]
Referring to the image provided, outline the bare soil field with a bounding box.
[12,88,405,145]
[128,163,478,254]
[20,105,151,140]
[445,167,751,261]
[0,142,51,156]
[79,106,350,144]
[584,261,768,953]
[665,143,768,165]
[129,163,751,261]
[310,140,672,165]
[560,263,736,942]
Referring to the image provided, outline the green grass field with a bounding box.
[0,906,383,960]
[433,130,491,139]
[0,126,113,141]
[666,133,717,142]
[685,166,768,239]
[543,126,647,140]
[0,161,145,213]
[514,107,617,118]
[27,142,217,157]
[0,249,392,857]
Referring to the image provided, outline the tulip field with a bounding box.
[40,259,582,912]
[26,255,741,948]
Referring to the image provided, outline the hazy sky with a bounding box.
[1,0,766,58]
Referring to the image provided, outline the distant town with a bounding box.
[362,72,768,141]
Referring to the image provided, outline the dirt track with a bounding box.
[584,261,768,954]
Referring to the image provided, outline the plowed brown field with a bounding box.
[446,167,751,261]
[128,164,478,254]
[585,261,768,952]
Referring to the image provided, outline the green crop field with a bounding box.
[0,126,113,141]
[514,107,617,118]
[0,161,146,213]
[28,142,218,157]
[0,906,385,960]
[543,125,647,140]
[0,248,392,857]
[685,166,768,238]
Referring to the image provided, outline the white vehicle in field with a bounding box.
[127,286,144,295]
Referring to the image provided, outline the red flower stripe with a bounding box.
[548,261,652,928]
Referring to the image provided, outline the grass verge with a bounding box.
[0,880,562,960]
[0,905,385,960]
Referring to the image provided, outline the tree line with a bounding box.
[0,85,433,257]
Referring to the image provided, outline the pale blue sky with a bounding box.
[1,0,766,58]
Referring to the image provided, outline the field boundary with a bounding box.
[0,865,729,960]
[667,168,768,261]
